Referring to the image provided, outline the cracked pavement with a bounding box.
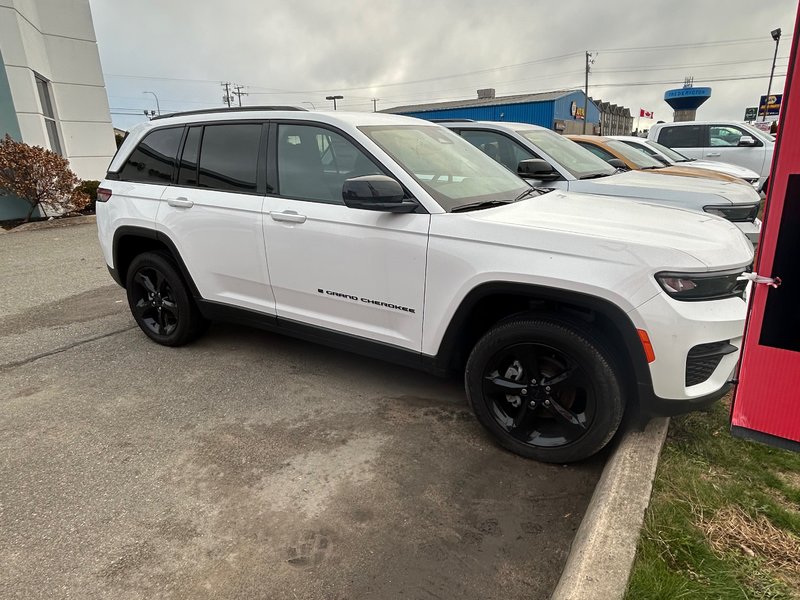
[0,222,602,599]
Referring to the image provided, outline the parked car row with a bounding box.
[98,107,755,464]
[440,120,762,245]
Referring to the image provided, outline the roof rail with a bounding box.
[151,106,307,121]
[428,118,475,123]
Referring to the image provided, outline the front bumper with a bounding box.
[734,218,761,245]
[629,291,746,408]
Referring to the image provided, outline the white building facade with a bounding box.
[0,0,116,218]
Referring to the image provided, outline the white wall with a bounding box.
[0,0,116,180]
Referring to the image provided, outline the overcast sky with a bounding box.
[89,0,798,131]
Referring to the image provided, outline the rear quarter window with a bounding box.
[119,127,183,184]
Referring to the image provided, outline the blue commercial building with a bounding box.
[384,89,601,134]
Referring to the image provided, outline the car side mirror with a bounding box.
[517,159,560,181]
[607,158,629,170]
[738,135,758,147]
[342,175,417,213]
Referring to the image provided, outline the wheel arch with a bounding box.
[112,226,201,297]
[431,281,654,409]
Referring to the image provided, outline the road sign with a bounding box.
[758,94,782,117]
[744,106,758,121]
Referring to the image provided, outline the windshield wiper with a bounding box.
[451,200,515,213]
[514,187,542,201]
[580,172,612,180]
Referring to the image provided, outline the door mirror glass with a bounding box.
[738,135,758,147]
[342,175,417,213]
[517,158,559,180]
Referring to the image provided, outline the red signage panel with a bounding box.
[732,4,800,451]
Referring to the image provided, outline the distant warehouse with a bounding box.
[384,88,632,136]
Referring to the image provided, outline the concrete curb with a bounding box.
[1,214,96,234]
[551,417,670,600]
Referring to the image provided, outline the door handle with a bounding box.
[167,197,194,208]
[706,152,721,157]
[270,210,307,224]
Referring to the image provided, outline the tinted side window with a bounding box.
[459,130,536,171]
[178,126,202,186]
[198,124,262,193]
[120,127,183,183]
[657,125,704,148]
[277,124,382,204]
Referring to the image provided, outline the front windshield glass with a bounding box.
[517,129,615,179]
[606,140,665,168]
[644,140,690,162]
[359,125,529,212]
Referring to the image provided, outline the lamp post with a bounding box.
[325,95,343,110]
[302,101,316,110]
[761,28,782,122]
[143,91,161,116]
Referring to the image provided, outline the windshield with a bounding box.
[517,129,615,179]
[359,125,529,212]
[605,140,665,168]
[644,139,690,162]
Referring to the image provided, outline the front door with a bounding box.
[705,124,766,174]
[262,121,429,351]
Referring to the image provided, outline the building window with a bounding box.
[35,75,62,155]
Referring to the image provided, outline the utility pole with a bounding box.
[583,51,592,134]
[221,82,233,108]
[371,98,380,112]
[232,84,248,107]
[761,28,782,122]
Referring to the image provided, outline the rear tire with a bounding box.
[125,252,206,346]
[465,316,625,463]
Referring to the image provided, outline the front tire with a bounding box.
[125,252,206,346]
[465,317,624,463]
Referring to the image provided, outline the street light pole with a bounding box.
[142,91,161,116]
[761,28,782,122]
[326,95,343,110]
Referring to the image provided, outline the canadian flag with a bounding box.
[640,108,654,119]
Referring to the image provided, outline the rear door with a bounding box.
[705,124,767,174]
[157,122,276,314]
[261,121,429,350]
[655,124,706,160]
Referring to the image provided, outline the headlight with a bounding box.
[655,270,748,301]
[704,203,759,222]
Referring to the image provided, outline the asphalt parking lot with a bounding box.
[0,222,603,600]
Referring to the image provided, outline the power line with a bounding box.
[591,72,788,88]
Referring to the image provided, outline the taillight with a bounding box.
[97,187,112,203]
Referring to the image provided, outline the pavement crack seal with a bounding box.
[0,325,137,371]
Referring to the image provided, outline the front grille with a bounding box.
[686,341,737,387]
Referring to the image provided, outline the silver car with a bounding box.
[443,120,761,246]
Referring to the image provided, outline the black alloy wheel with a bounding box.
[125,252,206,346]
[465,317,624,463]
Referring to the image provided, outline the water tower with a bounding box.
[664,77,712,122]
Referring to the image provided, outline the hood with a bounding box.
[572,169,761,208]
[466,190,754,270]
[683,160,760,180]
[651,165,750,186]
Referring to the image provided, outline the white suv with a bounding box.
[97,107,753,463]
[648,121,775,192]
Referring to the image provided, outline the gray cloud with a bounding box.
[90,0,797,130]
